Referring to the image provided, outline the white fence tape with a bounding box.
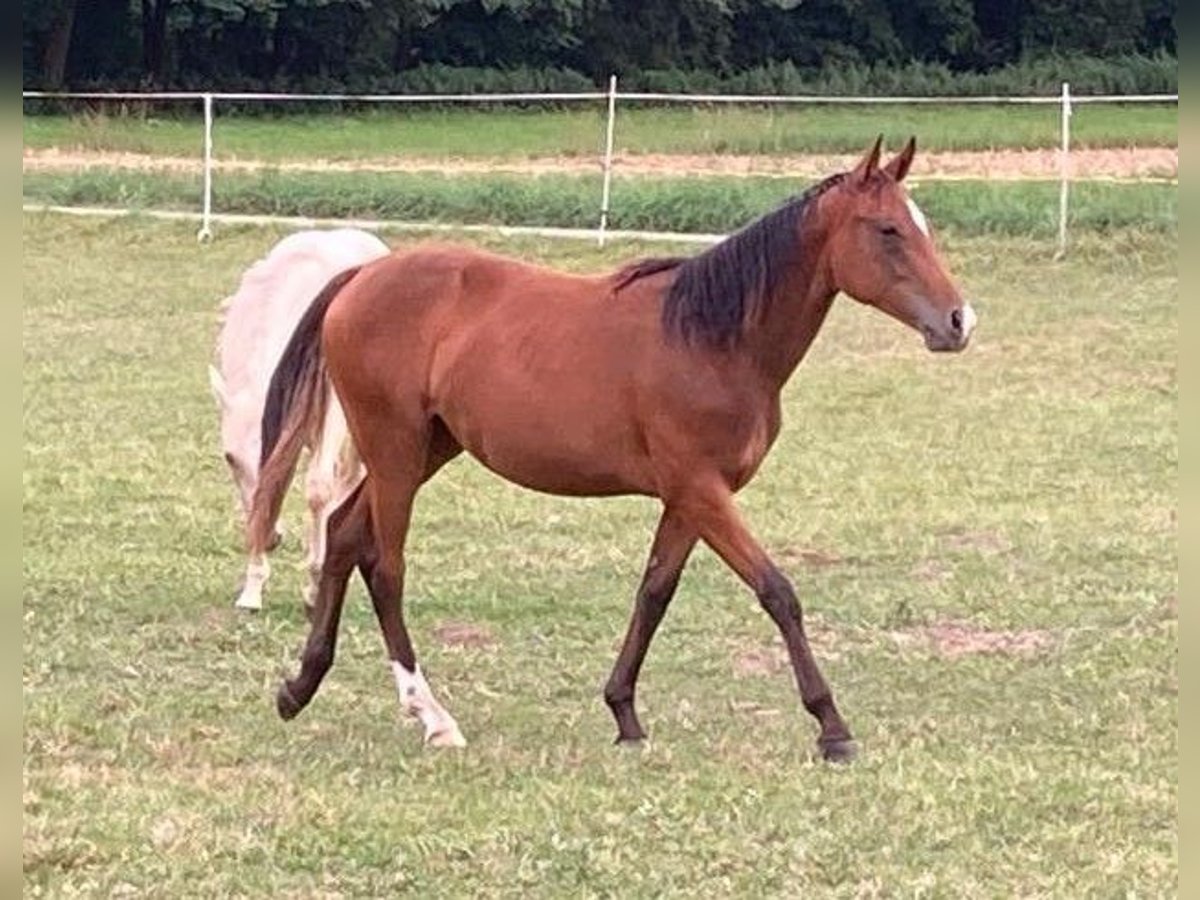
[21,203,725,245]
[22,90,1177,104]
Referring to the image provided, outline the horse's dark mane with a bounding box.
[611,256,689,293]
[616,173,847,347]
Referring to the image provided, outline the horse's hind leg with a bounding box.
[276,480,369,720]
[604,507,697,743]
[362,422,465,747]
[302,402,362,616]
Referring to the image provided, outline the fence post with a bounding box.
[1055,81,1071,259]
[197,93,214,242]
[598,74,618,246]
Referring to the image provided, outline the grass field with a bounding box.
[22,101,1178,160]
[22,168,1179,238]
[23,214,1176,895]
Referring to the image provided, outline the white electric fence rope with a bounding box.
[22,90,1178,104]
[21,203,726,245]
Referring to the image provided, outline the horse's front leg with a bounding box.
[675,481,855,762]
[234,551,270,611]
[604,507,697,743]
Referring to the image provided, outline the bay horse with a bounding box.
[249,138,976,759]
[211,228,388,611]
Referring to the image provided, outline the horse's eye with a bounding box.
[879,224,901,238]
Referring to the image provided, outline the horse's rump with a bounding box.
[214,229,390,416]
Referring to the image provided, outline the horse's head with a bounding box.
[822,137,976,352]
[209,364,261,520]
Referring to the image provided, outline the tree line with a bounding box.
[25,0,1177,93]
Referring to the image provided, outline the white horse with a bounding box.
[210,229,390,611]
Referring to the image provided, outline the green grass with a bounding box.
[23,101,1178,160]
[23,214,1176,895]
[22,167,1178,237]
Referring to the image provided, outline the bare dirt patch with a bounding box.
[23,145,1177,181]
[432,620,496,649]
[910,559,953,584]
[732,645,790,678]
[731,618,1054,671]
[890,620,1054,658]
[1152,594,1177,622]
[732,625,843,677]
[939,526,1013,556]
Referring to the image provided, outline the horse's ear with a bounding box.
[853,135,884,184]
[883,136,917,182]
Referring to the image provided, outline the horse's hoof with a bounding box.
[818,738,857,763]
[234,594,262,612]
[426,727,467,748]
[614,734,646,748]
[276,682,303,721]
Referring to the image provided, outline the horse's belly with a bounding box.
[474,449,644,497]
[438,394,651,497]
[430,306,657,496]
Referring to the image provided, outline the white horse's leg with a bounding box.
[304,489,328,619]
[235,551,270,610]
[227,453,273,612]
[303,396,362,612]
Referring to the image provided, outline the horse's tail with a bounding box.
[246,265,362,555]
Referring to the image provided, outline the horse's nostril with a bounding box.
[950,308,963,334]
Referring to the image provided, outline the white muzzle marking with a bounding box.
[959,303,978,340]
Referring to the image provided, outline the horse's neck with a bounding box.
[742,243,837,388]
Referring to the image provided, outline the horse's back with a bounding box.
[217,229,390,402]
[214,228,390,471]
[340,242,638,332]
[324,243,667,495]
[328,242,646,369]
